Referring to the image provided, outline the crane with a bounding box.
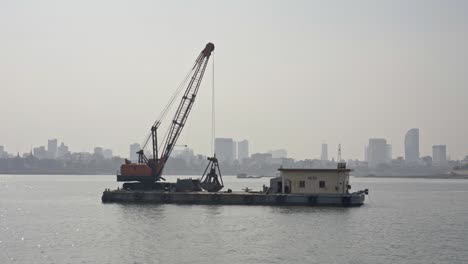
[117,43,215,187]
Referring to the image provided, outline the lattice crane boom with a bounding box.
[118,43,214,184]
[148,43,214,181]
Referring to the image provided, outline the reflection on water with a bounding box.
[116,203,167,222]
[268,205,353,215]
[201,205,223,216]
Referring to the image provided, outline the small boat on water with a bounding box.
[237,173,263,179]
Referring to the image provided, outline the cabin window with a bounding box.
[319,181,326,188]
[299,180,305,188]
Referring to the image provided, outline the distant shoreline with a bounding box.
[354,174,468,179]
[2,171,467,180]
[0,172,240,176]
[0,172,112,176]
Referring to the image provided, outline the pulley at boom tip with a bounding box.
[202,42,215,56]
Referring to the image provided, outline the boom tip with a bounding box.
[202,42,215,56]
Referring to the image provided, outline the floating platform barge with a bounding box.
[101,189,366,206]
[104,165,368,207]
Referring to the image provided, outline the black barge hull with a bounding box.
[102,190,366,207]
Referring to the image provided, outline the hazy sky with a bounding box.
[1,0,467,160]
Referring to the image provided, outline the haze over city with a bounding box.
[1,0,467,160]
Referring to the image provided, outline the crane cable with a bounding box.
[140,59,198,150]
[153,60,198,127]
[159,52,215,156]
[211,51,215,156]
[157,51,214,157]
[179,53,214,152]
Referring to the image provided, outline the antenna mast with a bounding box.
[337,144,346,169]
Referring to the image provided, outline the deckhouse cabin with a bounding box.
[269,163,352,194]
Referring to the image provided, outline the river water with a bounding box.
[1,175,467,264]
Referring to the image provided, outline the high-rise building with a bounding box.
[176,147,194,164]
[47,139,58,159]
[269,149,287,159]
[57,142,70,159]
[432,145,447,166]
[385,144,392,163]
[232,141,237,161]
[251,153,273,165]
[405,128,419,163]
[215,138,234,163]
[321,143,328,161]
[93,147,104,160]
[94,147,103,155]
[367,138,387,168]
[129,143,141,162]
[33,146,47,159]
[237,140,249,161]
[103,149,113,159]
[0,145,7,158]
[364,146,368,162]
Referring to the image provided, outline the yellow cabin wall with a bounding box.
[280,170,349,194]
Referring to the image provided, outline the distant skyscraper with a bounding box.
[237,140,249,161]
[321,143,328,161]
[47,139,58,159]
[129,143,140,162]
[215,138,234,163]
[103,149,113,159]
[368,138,387,168]
[177,147,194,163]
[432,145,447,166]
[405,128,419,163]
[0,145,7,158]
[57,142,70,159]
[232,141,237,161]
[385,144,392,163]
[33,146,47,159]
[251,153,273,165]
[269,149,287,159]
[364,146,368,162]
[94,147,104,159]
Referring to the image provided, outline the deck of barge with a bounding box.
[102,190,366,207]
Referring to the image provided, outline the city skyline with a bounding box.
[1,126,461,163]
[1,1,468,160]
